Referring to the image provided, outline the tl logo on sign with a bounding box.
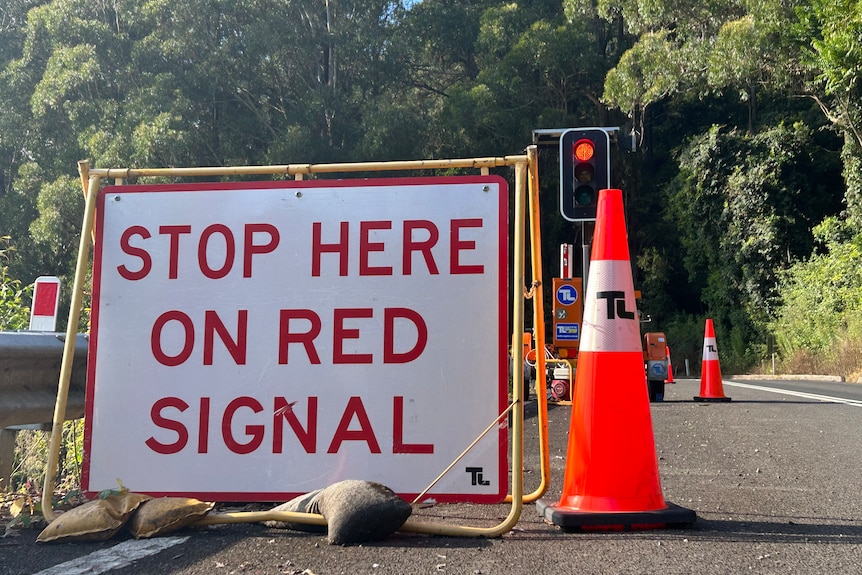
[556,323,580,341]
[556,285,579,306]
[596,290,634,320]
[466,466,490,486]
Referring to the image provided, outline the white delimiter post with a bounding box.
[28,276,61,332]
[560,243,573,279]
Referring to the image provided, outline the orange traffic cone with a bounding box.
[665,346,676,384]
[536,189,696,531]
[694,318,731,402]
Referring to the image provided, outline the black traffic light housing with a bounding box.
[559,128,610,222]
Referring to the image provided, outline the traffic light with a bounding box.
[559,128,610,222]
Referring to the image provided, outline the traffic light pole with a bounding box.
[582,239,590,295]
[581,221,593,294]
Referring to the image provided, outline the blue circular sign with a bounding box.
[650,363,667,378]
[556,284,579,306]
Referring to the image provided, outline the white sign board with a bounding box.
[84,177,509,503]
[29,276,61,331]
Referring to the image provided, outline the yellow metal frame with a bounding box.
[504,147,550,504]
[42,151,548,537]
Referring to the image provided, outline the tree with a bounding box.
[601,0,804,139]
[770,217,862,375]
[0,236,32,330]
[668,123,843,364]
[797,0,862,224]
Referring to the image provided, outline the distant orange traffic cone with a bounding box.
[694,319,731,402]
[665,346,676,384]
[536,189,696,531]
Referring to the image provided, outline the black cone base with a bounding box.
[537,499,697,532]
[693,396,732,402]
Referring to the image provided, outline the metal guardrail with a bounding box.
[1,331,88,490]
[0,331,88,428]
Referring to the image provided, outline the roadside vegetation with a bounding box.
[1,0,861,510]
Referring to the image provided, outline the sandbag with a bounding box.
[263,489,326,533]
[37,493,151,543]
[315,480,412,545]
[127,497,215,539]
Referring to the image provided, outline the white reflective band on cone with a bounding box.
[702,336,719,360]
[580,260,641,353]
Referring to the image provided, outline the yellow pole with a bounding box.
[505,145,550,504]
[42,173,101,522]
[78,160,96,244]
[88,156,526,180]
[78,160,88,197]
[525,145,550,501]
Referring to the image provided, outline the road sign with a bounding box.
[555,284,579,306]
[85,177,508,503]
[552,278,582,351]
[555,323,580,341]
[29,276,61,332]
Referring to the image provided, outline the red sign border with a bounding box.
[84,176,510,503]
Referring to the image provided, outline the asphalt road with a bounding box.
[3,377,862,575]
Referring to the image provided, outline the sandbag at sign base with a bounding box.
[263,490,326,533]
[37,494,215,543]
[265,480,412,545]
[37,493,151,543]
[126,497,215,539]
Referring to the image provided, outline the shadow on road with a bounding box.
[688,515,862,544]
[507,514,862,544]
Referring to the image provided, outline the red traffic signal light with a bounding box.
[559,129,610,222]
[573,139,595,162]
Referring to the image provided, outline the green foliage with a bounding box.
[842,143,862,227]
[662,313,709,376]
[603,30,680,114]
[10,420,85,493]
[665,122,843,368]
[770,218,862,359]
[0,237,32,330]
[601,0,751,114]
[796,0,862,224]
[798,0,862,99]
[29,175,85,271]
[2,421,85,535]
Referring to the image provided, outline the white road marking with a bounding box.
[724,380,862,407]
[32,536,189,575]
